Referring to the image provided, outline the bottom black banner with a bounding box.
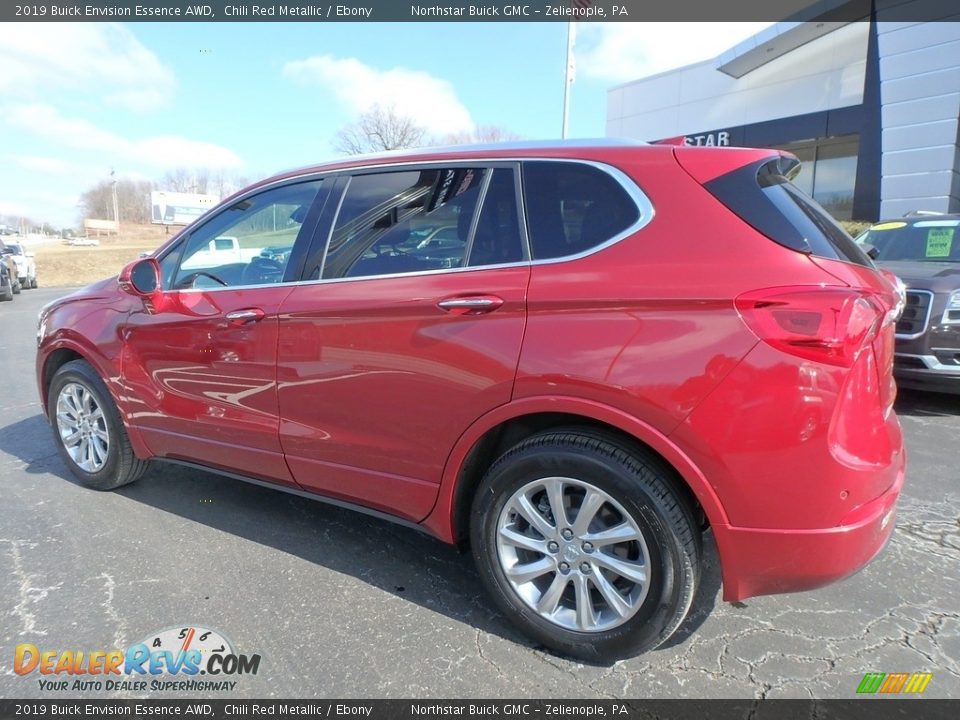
[0,700,957,720]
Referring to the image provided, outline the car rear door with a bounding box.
[276,164,530,521]
[120,178,331,487]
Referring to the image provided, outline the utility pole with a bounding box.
[111,168,119,229]
[562,22,576,139]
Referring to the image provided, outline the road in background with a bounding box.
[2,288,958,698]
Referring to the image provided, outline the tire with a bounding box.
[12,279,20,294]
[471,430,700,662]
[47,359,149,490]
[31,276,38,289]
[0,281,11,302]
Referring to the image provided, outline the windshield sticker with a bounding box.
[871,222,907,231]
[926,228,954,258]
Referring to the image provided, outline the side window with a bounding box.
[466,168,525,267]
[323,168,485,280]
[170,179,324,290]
[522,161,639,260]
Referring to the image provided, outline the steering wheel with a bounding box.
[242,256,285,285]
[175,271,228,289]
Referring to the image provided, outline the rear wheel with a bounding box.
[12,279,20,294]
[471,430,700,662]
[0,280,11,301]
[47,359,149,490]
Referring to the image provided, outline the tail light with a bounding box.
[735,286,884,368]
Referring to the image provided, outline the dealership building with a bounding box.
[606,6,960,221]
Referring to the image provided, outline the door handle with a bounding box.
[437,295,504,315]
[225,308,265,325]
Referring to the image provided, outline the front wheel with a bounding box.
[471,430,701,662]
[47,359,149,490]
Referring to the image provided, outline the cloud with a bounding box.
[13,156,79,176]
[5,104,243,170]
[283,55,474,136]
[575,22,774,84]
[0,23,175,111]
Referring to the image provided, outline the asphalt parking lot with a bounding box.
[1,287,958,699]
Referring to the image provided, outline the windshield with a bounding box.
[858,219,960,262]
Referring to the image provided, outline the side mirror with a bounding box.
[863,243,880,260]
[119,257,161,297]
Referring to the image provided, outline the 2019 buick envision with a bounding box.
[36,141,905,661]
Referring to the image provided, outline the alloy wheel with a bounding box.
[495,476,651,632]
[55,382,110,473]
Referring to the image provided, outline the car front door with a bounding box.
[120,178,329,487]
[276,165,530,521]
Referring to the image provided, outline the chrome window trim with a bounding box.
[165,156,655,294]
[895,289,934,340]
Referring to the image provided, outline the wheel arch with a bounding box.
[38,339,151,460]
[421,396,732,547]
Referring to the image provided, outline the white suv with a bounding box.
[0,240,37,289]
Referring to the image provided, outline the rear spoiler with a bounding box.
[673,146,799,185]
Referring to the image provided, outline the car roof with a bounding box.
[266,138,652,183]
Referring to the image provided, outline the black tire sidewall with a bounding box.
[472,440,692,662]
[47,362,126,490]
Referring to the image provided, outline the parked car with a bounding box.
[0,240,37,289]
[856,215,960,394]
[36,141,905,661]
[0,255,13,301]
[0,241,21,294]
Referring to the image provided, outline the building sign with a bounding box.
[684,131,731,146]
[151,191,220,226]
[654,131,732,147]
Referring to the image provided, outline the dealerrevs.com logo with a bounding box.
[14,625,261,693]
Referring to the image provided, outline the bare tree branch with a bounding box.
[333,104,427,155]
[441,125,522,145]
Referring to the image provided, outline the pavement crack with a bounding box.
[98,572,128,649]
[3,538,61,638]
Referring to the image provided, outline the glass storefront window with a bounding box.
[775,135,859,220]
[812,139,859,220]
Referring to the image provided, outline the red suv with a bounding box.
[36,141,905,661]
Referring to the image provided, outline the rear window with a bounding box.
[522,161,639,260]
[858,220,960,262]
[704,157,872,267]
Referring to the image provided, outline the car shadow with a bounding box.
[894,388,959,417]
[0,412,724,665]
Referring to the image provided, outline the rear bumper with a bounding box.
[716,454,904,602]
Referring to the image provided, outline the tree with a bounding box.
[78,177,153,225]
[161,168,210,194]
[441,125,522,145]
[333,104,427,155]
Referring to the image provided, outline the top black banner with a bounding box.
[3,0,959,23]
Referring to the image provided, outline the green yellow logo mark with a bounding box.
[857,672,932,694]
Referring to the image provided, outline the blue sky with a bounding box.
[0,22,770,228]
